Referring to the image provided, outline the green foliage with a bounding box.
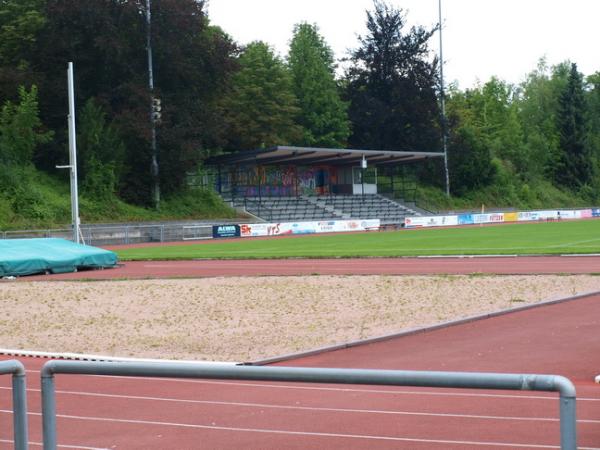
[587,72,600,156]
[0,0,45,67]
[345,1,440,151]
[518,59,564,178]
[9,0,237,204]
[0,85,52,165]
[223,41,303,150]
[0,165,70,228]
[77,98,124,199]
[159,189,237,219]
[553,63,593,189]
[287,23,350,147]
[0,165,238,230]
[447,122,496,194]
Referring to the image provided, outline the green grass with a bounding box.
[116,219,600,260]
[0,164,238,230]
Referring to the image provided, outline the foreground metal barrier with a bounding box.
[0,360,28,450]
[40,360,577,450]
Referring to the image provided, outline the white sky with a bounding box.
[207,0,600,89]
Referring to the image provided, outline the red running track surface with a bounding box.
[19,255,600,280]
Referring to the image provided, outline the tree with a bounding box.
[287,23,349,148]
[0,0,46,102]
[0,0,45,65]
[0,85,52,166]
[344,1,440,152]
[445,88,495,194]
[464,78,528,175]
[518,59,567,179]
[223,41,302,150]
[552,63,592,189]
[12,0,237,205]
[586,72,600,165]
[77,98,125,199]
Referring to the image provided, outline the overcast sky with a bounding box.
[207,0,600,89]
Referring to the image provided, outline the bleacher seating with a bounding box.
[234,196,342,222]
[231,194,420,225]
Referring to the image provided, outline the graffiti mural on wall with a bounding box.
[230,166,331,196]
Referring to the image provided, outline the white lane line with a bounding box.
[3,389,596,424]
[0,410,579,449]
[4,375,600,403]
[0,438,109,449]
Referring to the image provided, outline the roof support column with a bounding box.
[295,166,299,197]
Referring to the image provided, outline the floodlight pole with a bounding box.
[57,62,81,244]
[439,0,450,197]
[146,0,160,210]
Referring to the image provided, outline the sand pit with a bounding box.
[1,275,599,362]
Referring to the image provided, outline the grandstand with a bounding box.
[205,146,442,224]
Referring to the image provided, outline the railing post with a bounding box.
[560,395,576,450]
[12,372,28,450]
[554,376,577,450]
[41,367,57,450]
[0,360,28,450]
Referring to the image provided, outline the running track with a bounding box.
[2,256,600,448]
[19,255,600,280]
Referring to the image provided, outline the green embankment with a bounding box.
[0,167,237,231]
[116,219,600,260]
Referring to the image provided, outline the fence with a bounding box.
[0,223,217,246]
[0,360,27,450]
[39,360,577,450]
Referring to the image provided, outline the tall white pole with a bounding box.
[439,0,450,197]
[67,62,81,243]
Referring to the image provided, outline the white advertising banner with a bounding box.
[472,213,504,224]
[404,215,458,228]
[518,210,579,222]
[239,219,381,237]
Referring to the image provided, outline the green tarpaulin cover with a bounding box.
[0,238,118,277]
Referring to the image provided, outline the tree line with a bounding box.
[0,0,598,212]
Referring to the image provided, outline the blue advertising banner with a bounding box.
[458,214,474,225]
[212,225,241,239]
[593,209,600,217]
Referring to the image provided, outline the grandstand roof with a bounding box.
[205,146,443,167]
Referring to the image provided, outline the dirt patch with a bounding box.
[1,275,599,362]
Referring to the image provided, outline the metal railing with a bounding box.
[40,360,577,450]
[0,360,28,450]
[0,223,218,246]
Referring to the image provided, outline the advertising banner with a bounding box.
[240,219,381,237]
[405,215,458,228]
[212,225,240,238]
[517,210,581,222]
[592,209,600,217]
[472,213,504,224]
[518,211,540,221]
[504,212,518,222]
[458,214,474,225]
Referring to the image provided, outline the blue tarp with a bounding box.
[0,238,118,277]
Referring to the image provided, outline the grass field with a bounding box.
[116,219,600,260]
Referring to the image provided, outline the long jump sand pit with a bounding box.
[1,275,599,361]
